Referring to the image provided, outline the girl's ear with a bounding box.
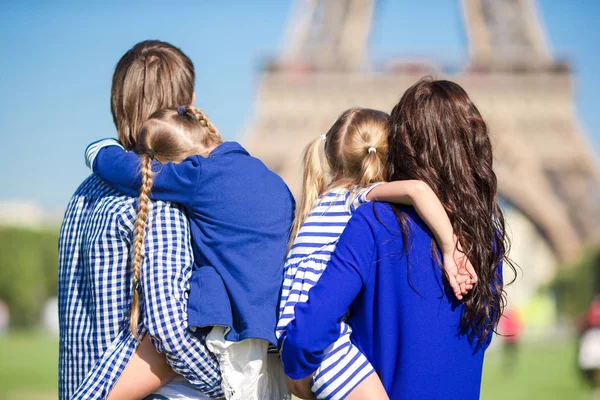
[191,92,196,105]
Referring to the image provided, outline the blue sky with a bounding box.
[0,0,599,211]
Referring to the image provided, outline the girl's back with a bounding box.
[184,141,295,343]
[278,186,374,341]
[286,187,373,263]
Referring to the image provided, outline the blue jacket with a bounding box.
[282,202,495,399]
[92,142,295,344]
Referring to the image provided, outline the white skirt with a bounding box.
[206,326,291,400]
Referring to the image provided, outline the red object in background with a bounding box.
[499,309,523,343]
[587,298,600,328]
[577,297,600,333]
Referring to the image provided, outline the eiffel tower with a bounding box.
[243,0,600,290]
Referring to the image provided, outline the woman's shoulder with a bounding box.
[352,201,400,223]
[352,202,432,238]
[350,202,399,233]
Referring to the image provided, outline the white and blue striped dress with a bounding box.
[277,185,380,400]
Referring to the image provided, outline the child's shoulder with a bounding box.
[317,187,352,203]
[209,141,249,158]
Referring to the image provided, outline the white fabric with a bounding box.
[206,326,291,400]
[580,328,600,369]
[153,377,215,399]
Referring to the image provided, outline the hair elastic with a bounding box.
[368,147,377,154]
[146,149,155,159]
[177,105,187,115]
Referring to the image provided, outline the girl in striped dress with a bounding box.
[277,108,476,400]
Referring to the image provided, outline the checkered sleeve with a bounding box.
[70,329,139,399]
[141,201,223,397]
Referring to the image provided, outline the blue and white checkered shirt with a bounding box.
[58,175,223,399]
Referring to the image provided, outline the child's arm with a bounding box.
[85,139,201,205]
[367,181,476,299]
[107,335,177,400]
[286,375,316,399]
[287,372,389,400]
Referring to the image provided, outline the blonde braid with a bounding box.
[129,153,154,338]
[183,106,222,144]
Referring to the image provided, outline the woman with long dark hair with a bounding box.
[282,78,515,399]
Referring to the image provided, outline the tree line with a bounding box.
[0,226,58,328]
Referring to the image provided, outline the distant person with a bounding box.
[84,104,294,399]
[42,297,59,336]
[0,299,8,335]
[277,107,476,399]
[60,40,235,400]
[498,308,524,373]
[282,78,513,399]
[578,295,600,399]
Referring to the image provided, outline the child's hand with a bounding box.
[443,241,477,301]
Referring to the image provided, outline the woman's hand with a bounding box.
[443,240,477,300]
[286,375,317,399]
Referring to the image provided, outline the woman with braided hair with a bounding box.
[85,104,294,399]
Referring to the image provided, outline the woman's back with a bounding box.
[282,201,494,399]
[347,202,492,398]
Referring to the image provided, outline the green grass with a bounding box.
[0,332,58,400]
[0,332,590,400]
[480,341,588,400]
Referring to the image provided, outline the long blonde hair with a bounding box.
[129,105,222,337]
[289,108,389,247]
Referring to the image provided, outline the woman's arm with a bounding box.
[107,335,176,400]
[282,210,373,380]
[85,139,201,205]
[367,181,476,298]
[367,181,453,252]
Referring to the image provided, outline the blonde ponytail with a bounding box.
[130,153,154,338]
[287,108,389,252]
[288,137,328,248]
[358,145,386,187]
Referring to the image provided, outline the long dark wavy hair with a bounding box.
[387,78,515,344]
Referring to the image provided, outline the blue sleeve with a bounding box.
[92,146,202,205]
[281,209,375,379]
